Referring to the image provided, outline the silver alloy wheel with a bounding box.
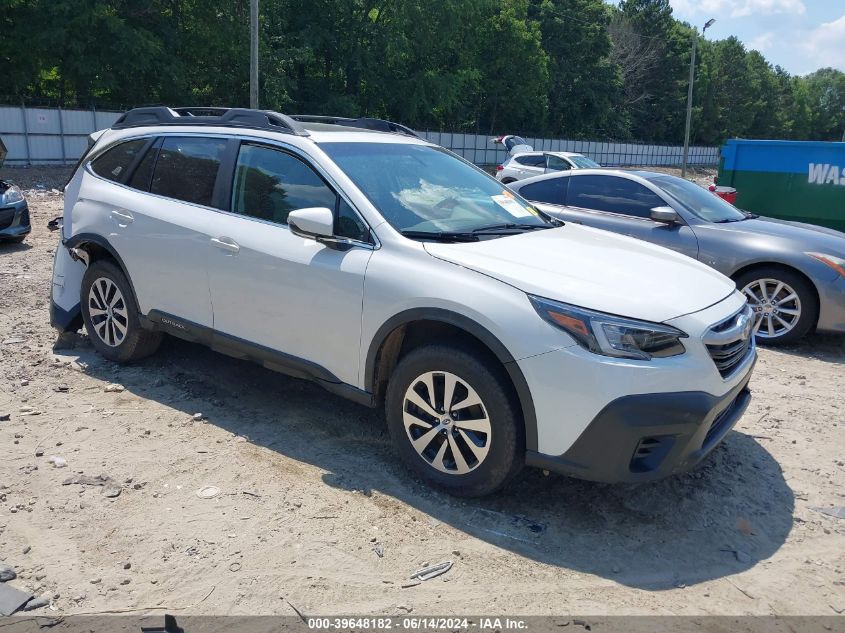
[742,277,802,339]
[87,277,129,347]
[402,371,491,475]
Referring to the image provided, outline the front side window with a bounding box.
[545,154,571,172]
[566,175,665,218]
[90,138,148,183]
[150,136,226,207]
[320,142,554,236]
[231,144,336,225]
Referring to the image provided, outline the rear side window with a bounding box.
[519,178,565,205]
[127,141,160,191]
[150,137,226,207]
[514,154,544,167]
[566,175,664,218]
[90,139,148,183]
[231,144,336,225]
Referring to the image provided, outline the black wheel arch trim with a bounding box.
[364,307,539,451]
[64,233,143,311]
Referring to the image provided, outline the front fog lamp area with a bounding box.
[529,296,687,360]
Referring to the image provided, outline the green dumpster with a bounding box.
[718,139,845,232]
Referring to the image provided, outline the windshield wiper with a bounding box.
[400,230,479,242]
[471,222,558,233]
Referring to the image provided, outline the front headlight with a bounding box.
[1,185,24,205]
[807,252,845,277]
[529,295,687,360]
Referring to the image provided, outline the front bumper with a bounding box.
[0,201,31,239]
[526,359,754,483]
[816,274,845,334]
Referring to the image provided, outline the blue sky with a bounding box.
[665,0,845,76]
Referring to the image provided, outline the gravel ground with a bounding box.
[0,171,843,618]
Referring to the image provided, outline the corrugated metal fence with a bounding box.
[0,106,121,165]
[0,105,720,167]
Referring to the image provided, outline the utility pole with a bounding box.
[682,18,715,178]
[250,0,259,109]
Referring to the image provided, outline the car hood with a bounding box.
[424,224,735,323]
[706,216,845,254]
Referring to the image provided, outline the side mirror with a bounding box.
[650,206,679,224]
[288,207,334,239]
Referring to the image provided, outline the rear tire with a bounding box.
[735,267,818,345]
[385,344,524,497]
[81,259,162,362]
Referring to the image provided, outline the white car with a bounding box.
[50,106,755,497]
[496,150,600,184]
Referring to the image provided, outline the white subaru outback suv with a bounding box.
[50,106,756,497]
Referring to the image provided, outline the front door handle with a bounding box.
[210,237,240,254]
[110,209,134,224]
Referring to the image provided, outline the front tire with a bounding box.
[385,344,524,497]
[736,267,818,345]
[81,259,162,362]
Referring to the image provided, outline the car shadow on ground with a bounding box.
[0,240,32,254]
[58,334,795,592]
[756,332,845,365]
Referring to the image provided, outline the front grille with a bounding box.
[707,337,752,377]
[704,305,754,378]
[0,207,15,230]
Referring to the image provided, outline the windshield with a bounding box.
[569,155,600,168]
[320,142,554,235]
[648,175,746,223]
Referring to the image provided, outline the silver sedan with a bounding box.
[511,169,845,344]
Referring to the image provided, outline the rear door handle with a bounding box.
[110,209,134,224]
[210,237,240,254]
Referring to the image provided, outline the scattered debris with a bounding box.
[228,562,241,572]
[103,383,125,393]
[0,565,16,582]
[22,546,31,555]
[22,595,49,611]
[123,562,131,570]
[0,583,32,616]
[53,384,69,393]
[192,412,205,421]
[410,560,453,581]
[47,456,67,468]
[400,581,421,589]
[372,542,385,558]
[0,413,9,422]
[736,517,754,535]
[196,486,221,499]
[810,507,845,520]
[34,448,44,457]
[721,548,752,563]
[63,473,122,498]
[2,336,26,345]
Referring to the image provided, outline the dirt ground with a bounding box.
[1,167,844,618]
